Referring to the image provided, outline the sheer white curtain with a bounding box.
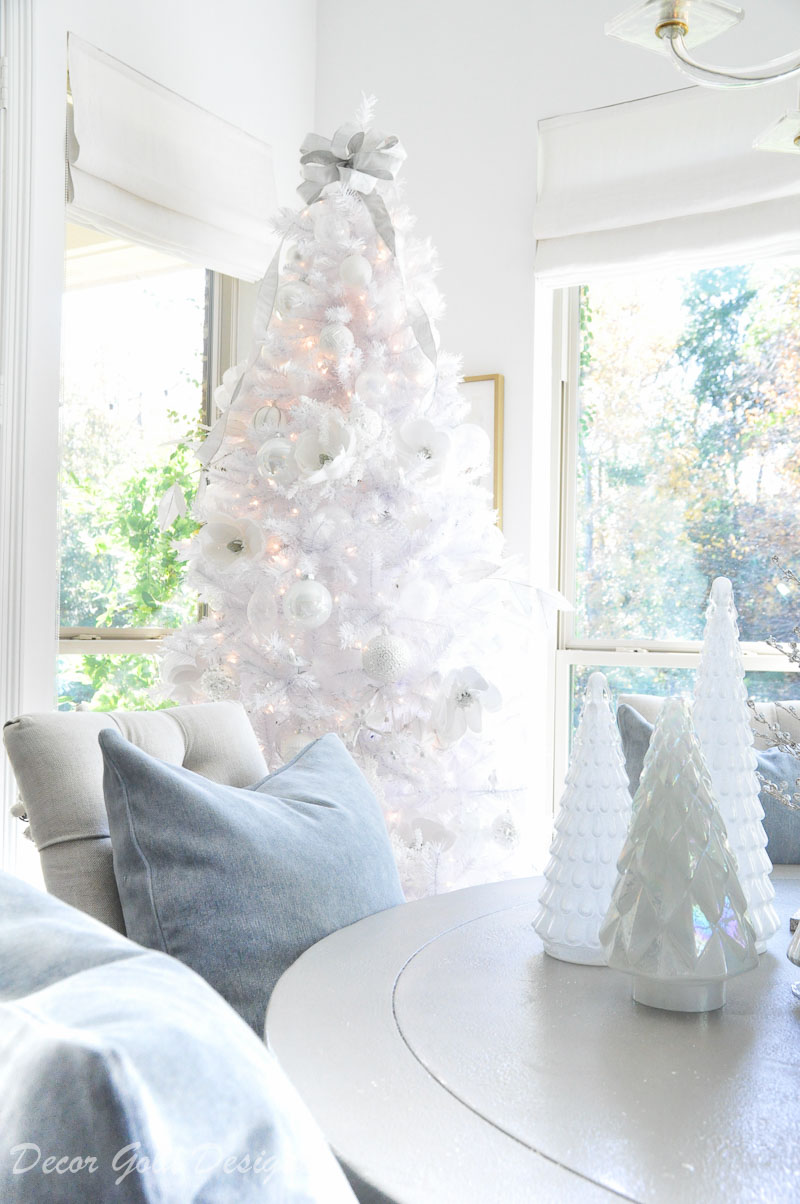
[536,80,800,282]
[67,34,277,280]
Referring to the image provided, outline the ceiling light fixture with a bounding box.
[606,0,800,151]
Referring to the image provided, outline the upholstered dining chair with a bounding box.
[3,702,267,933]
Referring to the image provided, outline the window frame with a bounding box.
[549,279,798,803]
[56,268,239,662]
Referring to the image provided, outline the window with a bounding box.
[555,257,800,782]
[57,223,223,711]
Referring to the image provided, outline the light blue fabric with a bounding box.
[0,870,357,1203]
[617,703,800,864]
[100,730,405,1035]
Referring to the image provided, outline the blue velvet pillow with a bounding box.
[617,703,800,864]
[100,730,405,1035]
[0,870,356,1203]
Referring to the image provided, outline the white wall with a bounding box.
[315,0,800,572]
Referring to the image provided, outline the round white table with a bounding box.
[266,868,800,1204]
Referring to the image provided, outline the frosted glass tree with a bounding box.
[694,577,780,952]
[600,698,758,1012]
[533,673,632,965]
[160,104,528,897]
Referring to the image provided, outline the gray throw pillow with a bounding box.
[0,870,357,1203]
[100,730,405,1035]
[616,703,800,864]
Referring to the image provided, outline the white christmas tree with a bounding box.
[160,103,529,897]
[694,577,780,952]
[533,672,632,965]
[600,698,758,1012]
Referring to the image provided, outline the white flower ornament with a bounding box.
[295,414,356,484]
[433,667,502,747]
[196,514,266,571]
[399,418,450,478]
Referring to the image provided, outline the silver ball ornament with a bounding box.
[340,254,373,288]
[362,634,413,683]
[283,578,333,629]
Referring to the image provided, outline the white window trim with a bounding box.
[547,281,798,806]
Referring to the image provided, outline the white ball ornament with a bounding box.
[354,369,388,404]
[276,281,316,318]
[283,578,333,629]
[319,323,355,358]
[340,254,373,288]
[362,634,413,684]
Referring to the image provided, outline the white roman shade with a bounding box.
[66,34,278,281]
[536,80,800,283]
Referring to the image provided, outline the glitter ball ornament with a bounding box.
[276,281,316,318]
[283,578,333,629]
[340,254,373,288]
[491,811,519,850]
[200,667,235,701]
[319,323,355,357]
[362,633,413,683]
[256,435,294,484]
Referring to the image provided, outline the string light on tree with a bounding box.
[160,99,529,896]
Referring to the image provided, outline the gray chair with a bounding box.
[3,701,267,932]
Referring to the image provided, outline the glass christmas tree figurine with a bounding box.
[600,698,758,1012]
[533,672,633,965]
[694,577,780,952]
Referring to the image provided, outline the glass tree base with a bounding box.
[542,940,607,967]
[606,0,743,54]
[754,112,800,155]
[633,976,727,1012]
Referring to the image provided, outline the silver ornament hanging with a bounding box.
[252,404,282,436]
[491,811,519,850]
[200,667,235,701]
[362,633,413,683]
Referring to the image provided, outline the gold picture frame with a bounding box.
[462,374,504,528]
